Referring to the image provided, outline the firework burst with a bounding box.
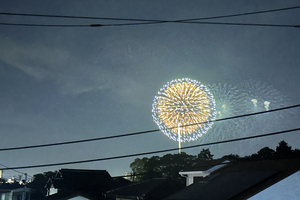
[196,80,292,156]
[152,78,217,143]
[238,80,291,134]
[197,83,246,144]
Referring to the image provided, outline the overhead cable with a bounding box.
[0,104,299,152]
[1,5,300,28]
[0,5,299,22]
[0,163,32,178]
[1,127,299,170]
[0,21,298,28]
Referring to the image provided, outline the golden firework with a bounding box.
[152,78,216,142]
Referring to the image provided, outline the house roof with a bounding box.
[111,177,132,189]
[105,178,184,200]
[46,168,133,200]
[0,183,24,191]
[183,158,229,172]
[165,158,300,200]
[45,191,96,200]
[51,168,114,192]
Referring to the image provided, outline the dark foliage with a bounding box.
[130,141,300,183]
[197,148,214,161]
[130,149,213,182]
[221,154,240,161]
[243,140,300,161]
[27,171,57,198]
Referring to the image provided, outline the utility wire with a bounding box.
[1,127,299,170]
[0,21,298,28]
[174,5,300,21]
[89,21,300,28]
[0,5,299,23]
[0,104,298,152]
[0,163,32,178]
[1,5,300,28]
[0,23,90,27]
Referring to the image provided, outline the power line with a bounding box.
[176,21,299,28]
[90,21,300,28]
[1,5,300,28]
[0,23,90,27]
[0,5,299,23]
[176,5,300,21]
[0,21,298,28]
[0,104,298,152]
[0,129,158,151]
[1,127,299,170]
[0,163,32,178]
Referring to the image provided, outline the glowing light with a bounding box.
[239,80,291,135]
[152,78,216,142]
[264,101,270,111]
[251,99,258,107]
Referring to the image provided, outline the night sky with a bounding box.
[0,0,300,188]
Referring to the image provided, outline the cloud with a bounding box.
[0,37,152,106]
[0,37,115,93]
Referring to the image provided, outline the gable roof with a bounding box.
[184,158,229,172]
[111,177,132,188]
[165,158,300,200]
[51,168,114,192]
[45,191,95,200]
[106,178,184,200]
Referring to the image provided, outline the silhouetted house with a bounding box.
[45,168,123,200]
[44,191,95,200]
[0,184,33,200]
[105,178,184,200]
[165,158,300,200]
[179,158,229,186]
[111,177,132,189]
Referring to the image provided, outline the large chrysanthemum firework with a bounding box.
[152,78,216,144]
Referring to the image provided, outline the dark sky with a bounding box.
[0,0,299,187]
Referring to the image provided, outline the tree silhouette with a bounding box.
[221,154,240,161]
[257,147,275,159]
[242,140,299,161]
[28,171,57,198]
[275,140,293,159]
[198,148,214,161]
[130,152,198,182]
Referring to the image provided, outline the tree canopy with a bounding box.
[130,141,300,182]
[130,149,214,182]
[28,171,57,198]
[243,140,300,161]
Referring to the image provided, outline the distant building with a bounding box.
[0,184,33,200]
